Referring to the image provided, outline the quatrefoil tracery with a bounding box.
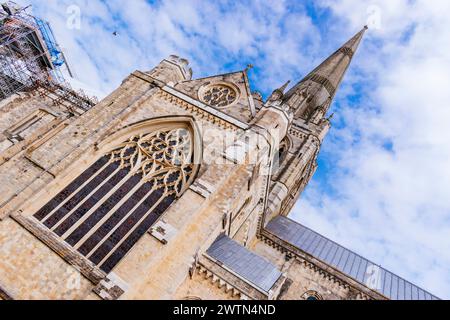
[107,128,194,196]
[201,84,238,108]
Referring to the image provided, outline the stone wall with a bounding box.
[0,61,276,299]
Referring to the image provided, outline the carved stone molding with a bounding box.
[198,82,240,108]
[0,282,14,300]
[197,264,243,299]
[303,73,336,97]
[156,90,240,131]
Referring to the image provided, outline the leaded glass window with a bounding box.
[34,126,196,273]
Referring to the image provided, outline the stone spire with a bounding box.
[283,26,368,121]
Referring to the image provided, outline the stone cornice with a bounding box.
[11,213,106,283]
[199,254,287,300]
[196,264,244,299]
[198,256,266,300]
[10,213,127,300]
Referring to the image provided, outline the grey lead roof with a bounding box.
[266,216,440,300]
[207,234,282,293]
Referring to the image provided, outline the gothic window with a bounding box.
[33,125,197,273]
[272,137,290,176]
[302,290,323,300]
[200,83,238,108]
[277,138,289,166]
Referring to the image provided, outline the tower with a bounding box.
[265,26,368,223]
[0,22,439,301]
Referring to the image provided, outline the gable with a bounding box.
[174,71,256,124]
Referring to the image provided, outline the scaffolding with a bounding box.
[0,1,95,110]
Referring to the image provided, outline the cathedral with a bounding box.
[0,20,439,300]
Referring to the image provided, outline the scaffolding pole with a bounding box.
[0,1,95,111]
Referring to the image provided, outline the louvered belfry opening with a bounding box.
[34,125,196,273]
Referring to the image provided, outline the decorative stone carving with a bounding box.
[32,125,197,274]
[199,82,239,108]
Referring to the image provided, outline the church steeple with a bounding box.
[283,26,367,121]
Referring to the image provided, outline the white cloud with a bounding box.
[22,0,323,96]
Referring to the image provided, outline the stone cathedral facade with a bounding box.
[0,27,439,300]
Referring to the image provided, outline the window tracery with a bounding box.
[34,126,196,273]
[201,84,238,108]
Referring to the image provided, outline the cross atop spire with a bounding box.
[282,27,367,121]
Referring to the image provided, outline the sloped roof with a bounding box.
[265,216,439,300]
[206,234,282,293]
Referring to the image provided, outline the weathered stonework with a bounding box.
[0,26,437,300]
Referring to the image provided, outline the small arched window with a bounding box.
[272,137,290,176]
[277,139,289,165]
[302,290,323,300]
[33,120,199,273]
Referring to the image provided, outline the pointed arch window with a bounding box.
[272,136,291,177]
[277,138,290,166]
[33,123,198,273]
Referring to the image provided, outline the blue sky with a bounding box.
[20,0,450,298]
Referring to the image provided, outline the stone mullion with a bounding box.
[38,159,111,222]
[49,165,123,232]
[44,80,155,177]
[96,189,173,267]
[0,80,155,220]
[74,175,151,251]
[59,160,139,240]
